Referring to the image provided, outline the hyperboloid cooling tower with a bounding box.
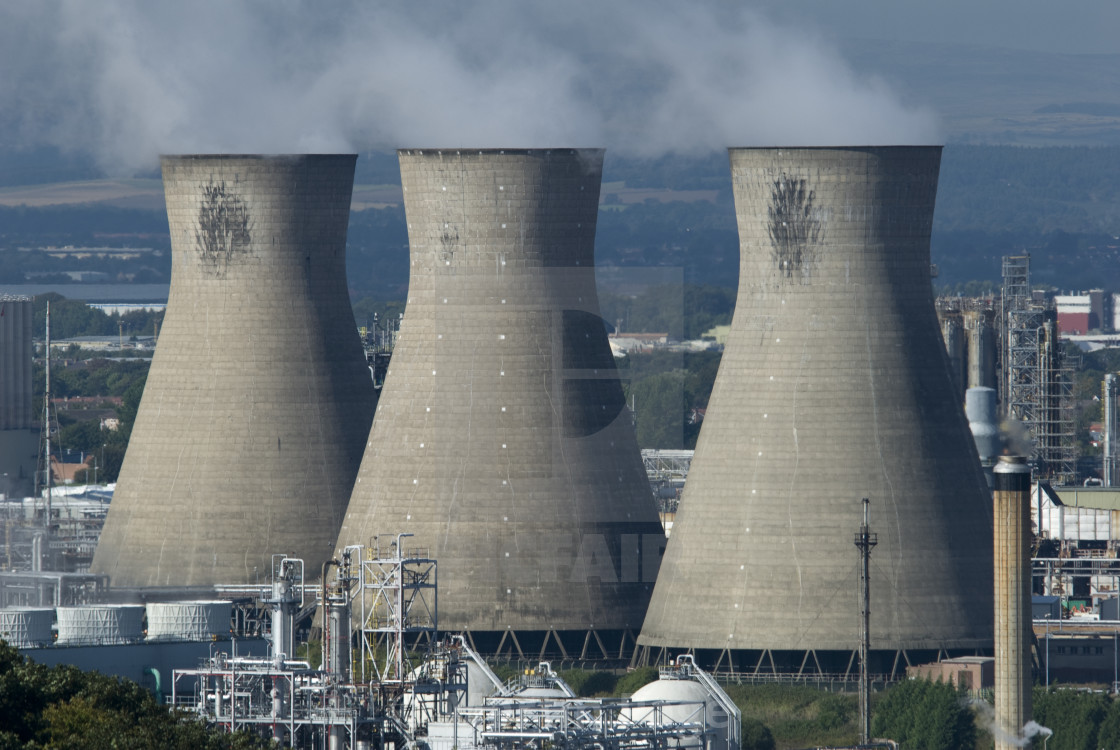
[638,147,993,673]
[336,149,664,656]
[92,155,375,590]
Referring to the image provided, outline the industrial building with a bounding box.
[0,296,39,500]
[336,149,664,658]
[91,155,375,591]
[637,147,994,676]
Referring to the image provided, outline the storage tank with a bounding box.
[56,604,145,645]
[0,607,54,648]
[638,147,994,674]
[965,308,998,390]
[145,600,232,641]
[91,155,375,589]
[336,149,664,654]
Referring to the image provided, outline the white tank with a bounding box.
[0,607,54,648]
[627,678,736,750]
[55,604,145,645]
[145,600,232,641]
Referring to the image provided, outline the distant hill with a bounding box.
[3,145,1120,295]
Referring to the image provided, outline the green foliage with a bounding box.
[352,296,407,331]
[740,717,776,750]
[1032,687,1108,750]
[871,678,976,750]
[615,666,658,696]
[31,293,165,341]
[724,683,857,749]
[621,350,720,449]
[1097,695,1120,749]
[0,639,268,748]
[559,669,618,697]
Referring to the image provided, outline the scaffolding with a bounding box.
[1002,255,1077,483]
[358,533,437,685]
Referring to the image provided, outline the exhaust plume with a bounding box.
[0,0,939,175]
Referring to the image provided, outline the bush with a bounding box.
[1032,687,1108,750]
[0,639,269,748]
[872,678,976,750]
[740,716,776,750]
[615,666,659,696]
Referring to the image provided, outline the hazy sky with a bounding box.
[759,0,1120,55]
[0,0,1111,173]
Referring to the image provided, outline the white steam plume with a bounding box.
[969,698,1053,747]
[0,0,940,175]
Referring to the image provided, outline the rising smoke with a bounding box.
[0,0,940,175]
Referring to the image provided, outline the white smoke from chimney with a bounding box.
[969,699,1053,747]
[0,0,940,175]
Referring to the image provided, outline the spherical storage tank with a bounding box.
[145,600,232,641]
[0,607,54,648]
[626,678,737,750]
[56,604,145,645]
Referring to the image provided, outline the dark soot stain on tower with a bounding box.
[92,155,375,589]
[639,147,993,664]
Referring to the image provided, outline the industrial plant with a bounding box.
[335,149,664,658]
[8,141,1120,748]
[91,155,376,590]
[637,147,995,675]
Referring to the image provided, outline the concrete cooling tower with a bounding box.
[92,155,375,590]
[336,149,664,657]
[638,147,993,674]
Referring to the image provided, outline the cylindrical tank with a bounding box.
[965,308,998,390]
[967,387,1001,487]
[639,147,993,662]
[145,600,231,641]
[993,456,1032,750]
[0,607,54,648]
[336,149,664,637]
[56,604,145,645]
[0,296,33,430]
[939,311,965,401]
[325,598,351,680]
[91,155,375,589]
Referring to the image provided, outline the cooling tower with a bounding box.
[92,155,375,590]
[336,149,664,656]
[638,147,993,673]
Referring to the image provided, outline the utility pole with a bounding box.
[854,497,878,746]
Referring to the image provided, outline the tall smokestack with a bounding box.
[336,149,663,654]
[994,455,1032,749]
[638,147,993,672]
[92,155,375,589]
